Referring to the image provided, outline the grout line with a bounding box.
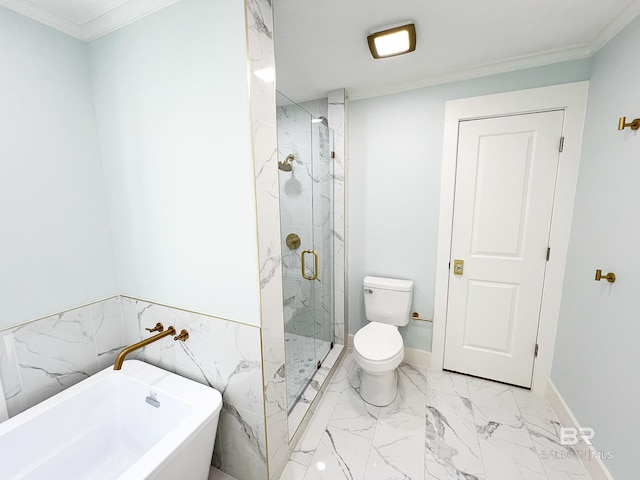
[511,389,552,480]
[461,375,488,479]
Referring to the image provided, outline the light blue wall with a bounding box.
[89,0,262,325]
[348,59,591,350]
[552,17,640,478]
[0,7,118,329]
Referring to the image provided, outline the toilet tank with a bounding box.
[363,276,413,326]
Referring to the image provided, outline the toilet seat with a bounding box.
[353,323,404,374]
[354,323,403,361]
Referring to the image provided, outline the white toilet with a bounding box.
[353,276,413,406]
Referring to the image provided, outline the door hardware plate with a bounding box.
[453,259,464,275]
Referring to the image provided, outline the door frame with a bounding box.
[432,82,589,395]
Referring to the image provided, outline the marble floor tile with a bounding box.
[468,378,534,448]
[426,368,470,397]
[366,409,425,480]
[425,387,484,479]
[512,388,589,480]
[280,354,592,480]
[290,388,341,466]
[303,425,373,480]
[279,461,308,480]
[326,351,354,393]
[209,467,237,480]
[328,384,379,440]
[477,436,548,480]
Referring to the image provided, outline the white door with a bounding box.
[443,110,564,388]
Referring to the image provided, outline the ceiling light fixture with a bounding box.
[367,23,416,59]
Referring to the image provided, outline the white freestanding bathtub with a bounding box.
[0,360,223,479]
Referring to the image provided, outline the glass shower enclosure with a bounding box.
[276,92,334,413]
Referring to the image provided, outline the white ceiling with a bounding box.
[273,0,640,102]
[4,0,639,101]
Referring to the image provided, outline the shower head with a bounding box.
[278,154,294,172]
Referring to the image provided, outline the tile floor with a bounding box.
[285,332,332,412]
[279,352,591,480]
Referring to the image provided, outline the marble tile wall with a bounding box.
[244,0,290,478]
[119,297,266,480]
[0,296,267,480]
[0,296,129,417]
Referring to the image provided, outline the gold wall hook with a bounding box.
[618,117,640,130]
[595,269,616,283]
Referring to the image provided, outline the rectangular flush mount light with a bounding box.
[367,23,416,59]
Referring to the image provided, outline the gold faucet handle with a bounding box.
[145,323,164,333]
[174,329,189,342]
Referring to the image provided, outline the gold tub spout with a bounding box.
[113,326,177,370]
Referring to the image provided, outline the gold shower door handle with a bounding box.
[301,249,319,280]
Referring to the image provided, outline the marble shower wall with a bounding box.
[0,296,267,480]
[244,0,290,478]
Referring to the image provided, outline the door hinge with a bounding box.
[546,247,551,261]
[559,136,564,153]
[534,344,539,357]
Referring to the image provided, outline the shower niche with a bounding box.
[276,92,335,414]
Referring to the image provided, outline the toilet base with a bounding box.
[359,368,398,406]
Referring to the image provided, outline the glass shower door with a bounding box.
[277,92,334,413]
[309,119,334,367]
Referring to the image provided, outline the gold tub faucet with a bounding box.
[113,323,176,370]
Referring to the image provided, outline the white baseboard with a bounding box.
[545,380,614,480]
[404,345,431,368]
[347,334,431,368]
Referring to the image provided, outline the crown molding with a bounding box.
[0,0,84,38]
[588,0,640,53]
[348,45,592,101]
[0,0,182,41]
[82,0,181,41]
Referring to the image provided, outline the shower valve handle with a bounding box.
[145,323,164,333]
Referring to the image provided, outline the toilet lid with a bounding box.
[354,323,403,362]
